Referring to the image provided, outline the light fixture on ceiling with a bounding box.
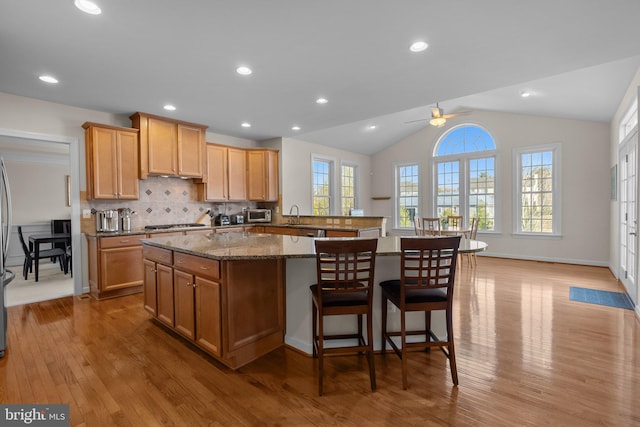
[74,0,102,15]
[163,104,176,111]
[429,117,446,127]
[520,90,532,98]
[241,122,251,128]
[291,126,301,131]
[367,125,377,130]
[405,103,471,128]
[236,66,252,76]
[409,41,428,52]
[315,97,328,104]
[39,75,59,84]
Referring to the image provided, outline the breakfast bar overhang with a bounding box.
[141,232,487,368]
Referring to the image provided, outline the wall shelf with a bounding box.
[371,196,391,200]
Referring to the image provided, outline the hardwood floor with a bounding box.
[1,257,639,426]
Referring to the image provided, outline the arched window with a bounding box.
[433,124,497,231]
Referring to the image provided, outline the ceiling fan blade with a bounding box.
[404,118,429,124]
[442,110,472,119]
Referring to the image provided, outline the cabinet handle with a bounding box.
[199,266,209,270]
[192,283,198,288]
[120,240,130,243]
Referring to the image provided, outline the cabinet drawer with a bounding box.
[174,252,220,280]
[143,246,173,264]
[100,234,146,249]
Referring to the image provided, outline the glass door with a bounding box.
[619,129,638,304]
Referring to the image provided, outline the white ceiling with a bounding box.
[1,0,640,155]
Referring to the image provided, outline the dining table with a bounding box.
[28,232,70,282]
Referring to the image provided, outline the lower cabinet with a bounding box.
[87,234,145,299]
[142,244,283,369]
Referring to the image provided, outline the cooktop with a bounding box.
[144,223,206,230]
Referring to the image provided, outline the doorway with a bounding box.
[619,128,638,304]
[0,127,82,297]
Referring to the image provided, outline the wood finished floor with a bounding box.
[1,257,639,426]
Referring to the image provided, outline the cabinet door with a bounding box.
[99,246,144,291]
[178,124,203,177]
[90,126,118,199]
[174,269,195,340]
[204,144,227,200]
[148,117,177,175]
[227,147,247,201]
[143,259,157,316]
[156,263,174,327]
[195,276,221,356]
[117,130,140,199]
[247,150,279,201]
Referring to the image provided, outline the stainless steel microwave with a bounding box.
[246,209,271,223]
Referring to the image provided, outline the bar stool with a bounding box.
[380,235,461,389]
[310,238,378,395]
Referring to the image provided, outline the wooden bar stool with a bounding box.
[310,238,378,395]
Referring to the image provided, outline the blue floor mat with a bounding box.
[569,287,634,310]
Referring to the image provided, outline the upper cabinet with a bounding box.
[198,144,247,201]
[83,122,139,200]
[130,112,207,179]
[247,149,279,202]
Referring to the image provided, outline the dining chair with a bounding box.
[465,217,480,266]
[380,235,462,389]
[413,215,423,236]
[310,238,378,395]
[422,217,441,236]
[62,221,73,276]
[17,226,66,281]
[447,215,463,227]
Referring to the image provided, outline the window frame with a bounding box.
[311,155,335,216]
[431,124,499,232]
[513,143,562,237]
[395,162,420,229]
[339,161,359,216]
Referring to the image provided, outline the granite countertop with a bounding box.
[86,223,381,237]
[141,232,487,260]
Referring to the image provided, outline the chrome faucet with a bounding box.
[289,204,300,225]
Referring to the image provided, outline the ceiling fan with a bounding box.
[405,103,471,127]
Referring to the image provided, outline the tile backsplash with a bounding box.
[86,176,262,229]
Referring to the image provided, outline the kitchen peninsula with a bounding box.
[141,232,487,369]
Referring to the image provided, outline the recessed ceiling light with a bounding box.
[236,66,252,76]
[367,125,377,130]
[409,41,428,52]
[241,122,251,128]
[163,104,176,111]
[520,90,531,98]
[291,126,301,131]
[74,0,102,15]
[316,98,328,104]
[39,75,58,84]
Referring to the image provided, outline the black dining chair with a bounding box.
[62,221,72,276]
[17,226,67,281]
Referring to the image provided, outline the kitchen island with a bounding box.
[141,232,487,368]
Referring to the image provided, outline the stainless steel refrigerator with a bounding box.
[0,157,14,357]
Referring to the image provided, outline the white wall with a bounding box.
[274,137,372,216]
[372,109,611,265]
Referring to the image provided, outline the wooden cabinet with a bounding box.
[83,122,139,200]
[247,149,279,201]
[130,112,206,179]
[142,244,281,368]
[143,245,173,317]
[86,234,145,300]
[198,144,246,201]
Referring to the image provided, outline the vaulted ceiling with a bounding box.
[2,0,640,154]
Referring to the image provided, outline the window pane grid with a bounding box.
[341,165,356,216]
[313,159,330,216]
[398,164,419,228]
[520,150,554,233]
[469,157,495,230]
[436,161,460,220]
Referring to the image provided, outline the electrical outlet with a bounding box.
[82,209,92,219]
[326,218,332,224]
[345,219,352,225]
[333,219,341,224]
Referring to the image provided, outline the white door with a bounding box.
[619,129,638,304]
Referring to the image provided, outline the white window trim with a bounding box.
[512,143,562,237]
[311,154,336,216]
[394,161,421,230]
[431,150,500,232]
[339,161,359,215]
[619,97,638,144]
